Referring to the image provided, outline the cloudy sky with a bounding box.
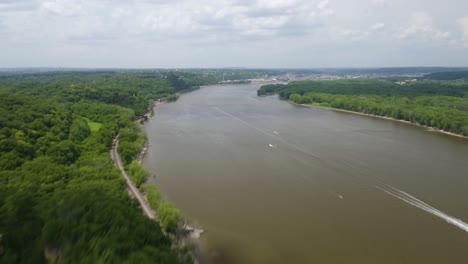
[1,0,468,68]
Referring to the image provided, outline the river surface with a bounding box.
[143,83,468,264]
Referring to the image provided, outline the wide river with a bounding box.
[143,83,468,264]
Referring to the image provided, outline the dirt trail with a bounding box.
[110,135,156,219]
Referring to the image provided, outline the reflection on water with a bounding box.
[143,84,468,264]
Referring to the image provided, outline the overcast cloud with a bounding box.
[0,0,467,68]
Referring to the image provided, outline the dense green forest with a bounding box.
[0,71,222,263]
[258,79,468,136]
[0,71,222,116]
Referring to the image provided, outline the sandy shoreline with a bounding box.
[290,101,468,140]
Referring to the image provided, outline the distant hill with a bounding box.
[423,71,468,80]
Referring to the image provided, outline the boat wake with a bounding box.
[377,185,468,233]
[213,106,468,231]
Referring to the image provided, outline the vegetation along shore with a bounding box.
[0,69,256,263]
[258,78,468,138]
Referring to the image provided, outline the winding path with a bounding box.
[110,135,156,219]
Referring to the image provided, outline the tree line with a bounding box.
[258,78,468,136]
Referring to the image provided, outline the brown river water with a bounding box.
[143,83,468,264]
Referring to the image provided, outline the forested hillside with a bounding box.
[0,71,214,263]
[258,79,468,136]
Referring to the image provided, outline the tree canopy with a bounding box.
[0,70,221,263]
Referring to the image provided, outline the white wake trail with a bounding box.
[377,185,468,233]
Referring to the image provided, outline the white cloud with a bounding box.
[336,29,369,40]
[0,0,468,67]
[316,0,334,16]
[0,0,38,12]
[136,0,330,40]
[397,11,451,41]
[40,0,83,16]
[142,7,198,34]
[257,0,298,9]
[371,0,386,5]
[317,0,329,9]
[459,15,468,46]
[371,23,385,30]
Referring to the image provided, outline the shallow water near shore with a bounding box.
[143,83,468,264]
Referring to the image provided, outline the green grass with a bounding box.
[83,117,102,132]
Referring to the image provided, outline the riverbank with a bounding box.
[139,100,204,264]
[137,101,167,162]
[290,101,468,139]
